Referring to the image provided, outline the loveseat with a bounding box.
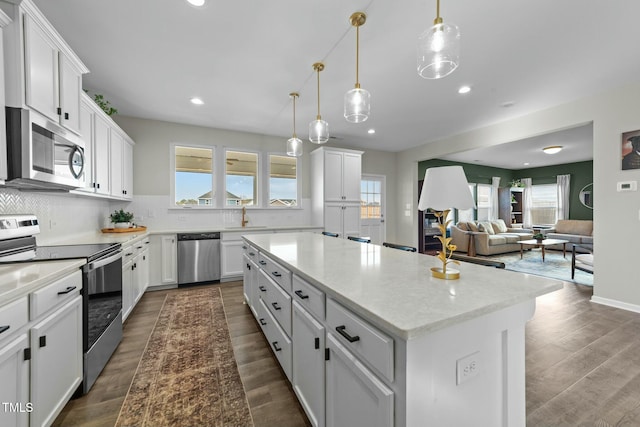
[450,219,534,256]
[545,219,593,252]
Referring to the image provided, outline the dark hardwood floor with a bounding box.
[53,279,640,426]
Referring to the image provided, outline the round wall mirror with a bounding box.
[579,183,593,209]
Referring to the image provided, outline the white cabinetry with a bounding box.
[121,244,135,321]
[0,333,29,427]
[109,130,133,199]
[148,234,178,288]
[311,147,363,239]
[92,113,111,195]
[134,238,150,302]
[0,9,12,183]
[221,240,245,278]
[122,236,150,321]
[1,1,88,134]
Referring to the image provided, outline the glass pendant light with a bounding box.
[286,92,303,157]
[417,0,460,79]
[309,62,329,144]
[344,12,370,123]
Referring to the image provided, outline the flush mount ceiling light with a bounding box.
[368,129,375,134]
[344,12,370,123]
[190,97,204,105]
[542,145,563,154]
[309,62,329,144]
[417,0,460,79]
[286,92,303,157]
[186,0,206,6]
[457,85,471,94]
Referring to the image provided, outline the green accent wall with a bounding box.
[418,159,593,220]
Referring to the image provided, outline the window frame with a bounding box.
[170,143,217,209]
[223,147,261,209]
[267,152,301,209]
[530,183,558,225]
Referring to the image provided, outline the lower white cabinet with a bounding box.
[133,238,150,303]
[0,333,29,427]
[221,240,244,278]
[121,245,135,321]
[242,255,258,317]
[323,203,361,239]
[30,296,83,427]
[292,301,325,427]
[325,333,394,427]
[149,234,177,288]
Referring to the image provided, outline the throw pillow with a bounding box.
[478,221,495,235]
[468,222,479,232]
[491,219,508,233]
[456,222,469,231]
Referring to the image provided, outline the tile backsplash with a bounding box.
[0,188,112,244]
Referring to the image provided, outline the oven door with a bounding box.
[83,250,123,352]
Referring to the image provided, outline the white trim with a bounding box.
[361,173,386,244]
[267,152,301,209]
[169,142,216,209]
[223,147,260,208]
[590,296,640,314]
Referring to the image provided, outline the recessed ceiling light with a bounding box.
[190,97,204,105]
[458,86,471,94]
[542,145,563,154]
[523,162,530,166]
[187,0,206,6]
[367,129,375,134]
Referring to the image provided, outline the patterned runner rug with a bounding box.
[479,250,593,286]
[115,287,254,427]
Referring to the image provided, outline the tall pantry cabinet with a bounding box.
[311,147,363,239]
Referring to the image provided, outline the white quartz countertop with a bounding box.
[244,232,563,340]
[0,259,85,305]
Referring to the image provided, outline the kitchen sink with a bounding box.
[224,226,268,230]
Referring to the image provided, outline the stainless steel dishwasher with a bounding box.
[177,232,221,285]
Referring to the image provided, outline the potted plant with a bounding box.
[532,232,546,243]
[110,209,134,229]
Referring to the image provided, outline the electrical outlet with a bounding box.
[456,351,480,385]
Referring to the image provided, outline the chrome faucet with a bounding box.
[241,206,249,227]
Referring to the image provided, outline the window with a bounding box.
[360,179,381,219]
[457,183,477,223]
[225,150,258,206]
[269,154,297,207]
[173,145,213,207]
[531,184,558,224]
[476,184,491,221]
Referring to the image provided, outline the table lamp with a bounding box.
[418,166,475,279]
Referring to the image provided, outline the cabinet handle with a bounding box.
[314,337,320,349]
[259,318,267,326]
[249,252,255,257]
[335,325,360,343]
[39,336,46,347]
[57,107,62,115]
[294,290,309,300]
[272,341,282,352]
[272,271,282,278]
[242,246,247,250]
[0,325,9,334]
[246,263,251,270]
[136,246,143,249]
[64,112,69,120]
[57,286,77,295]
[125,252,134,256]
[259,260,267,266]
[97,183,101,189]
[271,302,281,311]
[258,286,266,292]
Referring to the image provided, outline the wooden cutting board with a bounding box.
[101,226,147,233]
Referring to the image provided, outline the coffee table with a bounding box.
[518,238,569,262]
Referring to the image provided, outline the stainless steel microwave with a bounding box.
[5,107,85,190]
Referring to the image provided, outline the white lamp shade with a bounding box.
[286,137,303,157]
[344,87,370,123]
[309,119,329,144]
[418,166,475,211]
[417,22,460,79]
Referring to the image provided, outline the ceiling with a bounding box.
[33,0,640,160]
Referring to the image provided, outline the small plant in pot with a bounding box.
[533,232,546,242]
[110,209,134,229]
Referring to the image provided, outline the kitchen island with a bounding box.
[243,232,562,427]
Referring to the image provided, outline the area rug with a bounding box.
[479,250,594,287]
[115,287,254,427]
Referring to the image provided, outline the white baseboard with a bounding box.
[590,296,640,313]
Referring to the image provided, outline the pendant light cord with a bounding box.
[292,94,297,138]
[355,25,360,88]
[316,69,321,119]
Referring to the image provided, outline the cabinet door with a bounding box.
[93,115,111,194]
[324,150,344,202]
[109,131,124,198]
[0,334,29,427]
[122,140,133,199]
[23,14,59,122]
[122,258,134,321]
[242,254,252,304]
[324,204,343,236]
[137,248,150,297]
[342,153,362,202]
[30,296,82,427]
[58,53,81,134]
[160,235,178,285]
[343,204,361,238]
[221,240,244,278]
[326,333,394,427]
[292,302,325,427]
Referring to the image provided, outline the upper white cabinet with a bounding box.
[1,0,88,134]
[0,8,12,183]
[109,130,133,199]
[311,147,363,239]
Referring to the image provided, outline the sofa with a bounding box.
[545,219,593,252]
[450,219,534,256]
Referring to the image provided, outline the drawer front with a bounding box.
[292,275,325,321]
[133,237,150,254]
[326,298,394,382]
[243,242,259,260]
[30,270,83,320]
[262,254,292,293]
[122,244,135,263]
[259,270,292,337]
[260,298,292,382]
[0,297,29,339]
[255,296,270,333]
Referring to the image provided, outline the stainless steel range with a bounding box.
[0,214,123,395]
